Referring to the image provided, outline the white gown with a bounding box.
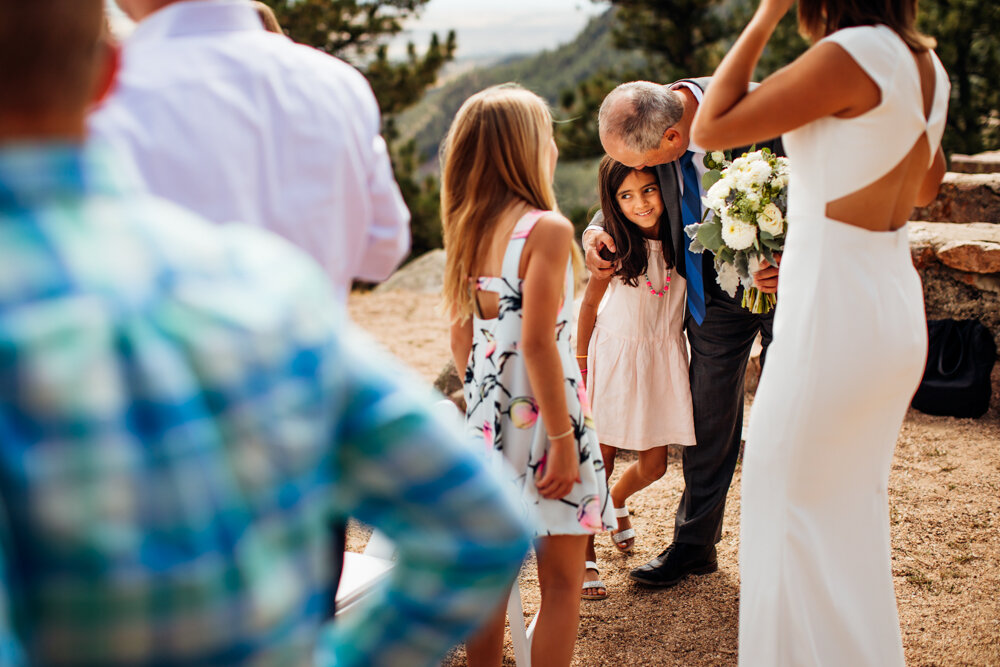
[740,25,950,666]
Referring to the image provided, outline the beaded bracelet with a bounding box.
[547,426,574,440]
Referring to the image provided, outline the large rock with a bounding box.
[374,249,446,294]
[912,173,1000,223]
[910,222,1000,273]
[950,150,1000,175]
[936,240,1000,274]
[910,222,1000,353]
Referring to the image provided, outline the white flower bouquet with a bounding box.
[685,147,789,314]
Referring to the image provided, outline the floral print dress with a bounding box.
[463,210,615,538]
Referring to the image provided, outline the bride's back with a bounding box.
[783,25,950,233]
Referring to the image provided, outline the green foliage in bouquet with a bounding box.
[685,147,789,314]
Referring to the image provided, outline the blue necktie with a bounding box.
[679,151,706,325]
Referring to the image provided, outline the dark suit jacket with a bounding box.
[659,77,785,306]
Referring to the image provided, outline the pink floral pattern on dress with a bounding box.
[509,397,539,429]
[576,495,603,532]
[462,210,615,538]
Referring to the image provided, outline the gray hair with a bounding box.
[598,81,684,152]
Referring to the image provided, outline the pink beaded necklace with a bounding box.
[644,268,672,297]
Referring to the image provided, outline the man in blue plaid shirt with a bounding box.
[0,2,530,664]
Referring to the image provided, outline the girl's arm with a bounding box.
[576,274,611,373]
[450,317,473,378]
[690,0,880,151]
[520,213,581,500]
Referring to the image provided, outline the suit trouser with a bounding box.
[674,288,774,546]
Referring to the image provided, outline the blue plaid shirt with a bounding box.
[0,143,530,666]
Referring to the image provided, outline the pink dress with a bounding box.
[586,239,696,450]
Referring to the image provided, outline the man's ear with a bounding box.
[90,38,121,108]
[662,127,681,147]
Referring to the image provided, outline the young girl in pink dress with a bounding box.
[576,156,696,599]
[443,84,615,666]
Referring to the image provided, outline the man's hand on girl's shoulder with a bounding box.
[583,228,616,278]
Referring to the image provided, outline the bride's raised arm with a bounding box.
[691,0,878,151]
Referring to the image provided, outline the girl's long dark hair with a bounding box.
[597,155,674,287]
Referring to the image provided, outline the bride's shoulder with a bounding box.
[820,24,899,55]
[816,25,903,81]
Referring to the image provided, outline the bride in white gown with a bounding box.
[690,0,949,664]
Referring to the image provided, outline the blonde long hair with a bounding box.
[441,84,560,323]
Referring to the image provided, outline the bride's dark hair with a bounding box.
[798,0,935,51]
[597,155,674,287]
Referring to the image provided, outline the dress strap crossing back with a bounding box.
[500,209,546,280]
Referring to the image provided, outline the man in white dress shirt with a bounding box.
[92,0,410,302]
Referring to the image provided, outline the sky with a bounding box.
[106,1,611,61]
[387,0,610,60]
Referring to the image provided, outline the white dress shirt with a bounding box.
[90,0,410,302]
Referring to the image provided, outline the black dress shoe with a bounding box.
[628,542,718,587]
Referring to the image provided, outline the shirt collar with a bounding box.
[129,0,264,44]
[0,141,133,205]
[670,81,706,156]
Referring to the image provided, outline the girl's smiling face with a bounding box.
[616,170,663,238]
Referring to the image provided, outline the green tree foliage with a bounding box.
[557,1,806,163]
[392,10,644,233]
[396,11,641,163]
[562,0,998,160]
[919,0,1000,155]
[260,0,456,259]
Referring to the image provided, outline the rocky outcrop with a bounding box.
[374,249,446,294]
[910,222,1000,353]
[911,173,1000,224]
[950,150,1000,175]
[434,359,466,411]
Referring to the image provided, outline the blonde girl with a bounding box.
[442,84,615,667]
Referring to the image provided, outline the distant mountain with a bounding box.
[395,9,643,164]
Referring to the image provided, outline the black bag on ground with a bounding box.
[912,319,996,418]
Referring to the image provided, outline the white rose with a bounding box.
[711,151,726,164]
[704,179,731,211]
[758,202,784,236]
[715,261,741,297]
[728,165,753,191]
[721,216,757,250]
[747,160,772,187]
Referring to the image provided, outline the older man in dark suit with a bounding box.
[584,79,783,588]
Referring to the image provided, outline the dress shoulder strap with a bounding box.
[500,209,547,280]
[925,51,951,164]
[822,25,902,97]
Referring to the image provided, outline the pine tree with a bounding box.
[560,0,998,159]
[918,0,1000,155]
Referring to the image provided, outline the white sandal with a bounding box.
[581,560,607,600]
[611,506,636,552]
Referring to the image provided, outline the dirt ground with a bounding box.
[346,289,1000,667]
